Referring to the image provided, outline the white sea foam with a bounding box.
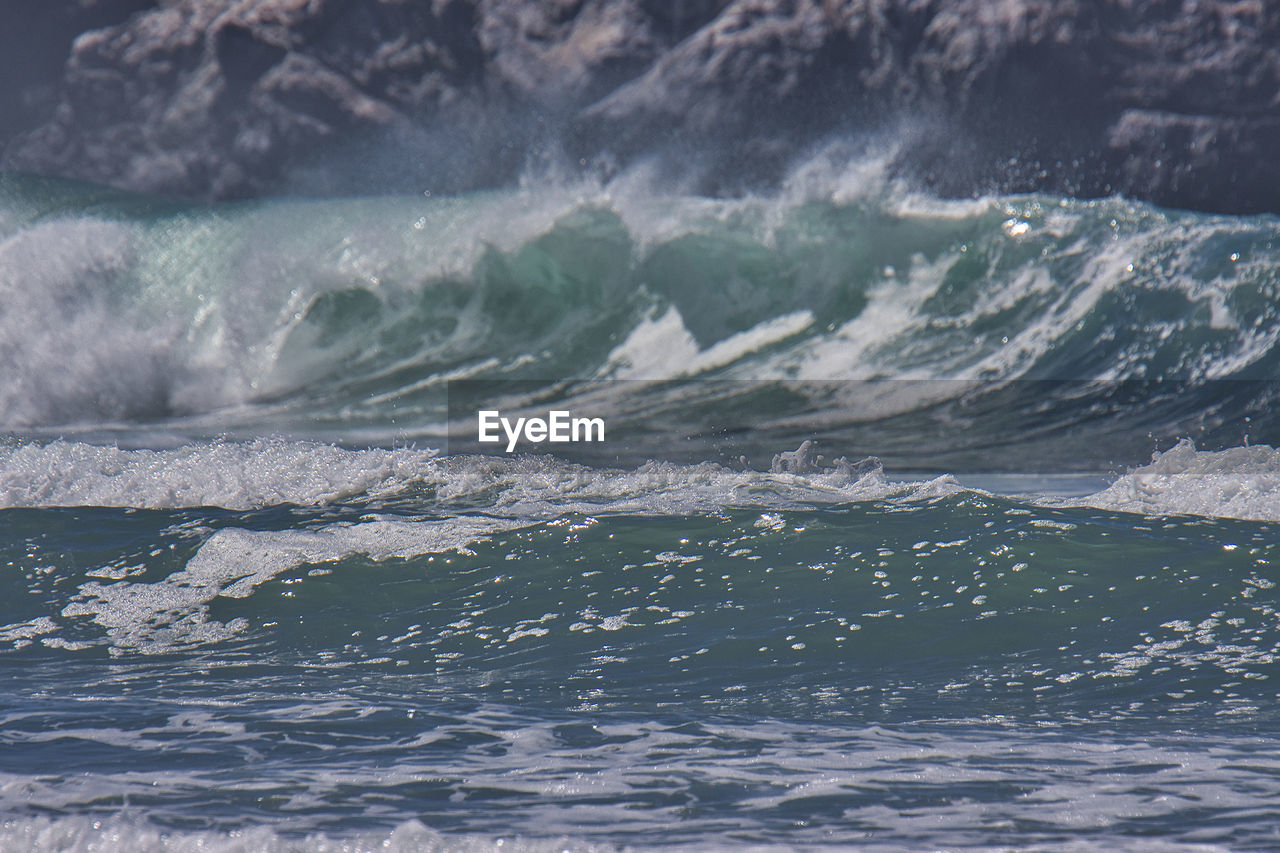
[0,438,961,655]
[1080,440,1280,522]
[8,433,1279,525]
[0,438,957,512]
[599,305,813,380]
[0,817,612,853]
[52,516,519,655]
[0,218,185,426]
[0,439,441,509]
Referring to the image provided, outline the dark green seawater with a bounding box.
[3,172,1280,850]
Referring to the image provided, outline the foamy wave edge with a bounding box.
[1078,439,1280,523]
[0,438,957,511]
[0,816,614,853]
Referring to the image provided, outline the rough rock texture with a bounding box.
[0,0,159,144]
[3,0,1279,212]
[573,0,1280,209]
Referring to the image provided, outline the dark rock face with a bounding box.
[0,0,159,144]
[572,0,1280,211]
[6,0,494,199]
[3,0,1278,213]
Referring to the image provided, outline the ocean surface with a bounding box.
[3,167,1280,851]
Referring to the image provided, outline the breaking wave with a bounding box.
[2,171,1277,464]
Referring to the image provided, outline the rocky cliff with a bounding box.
[3,0,1277,212]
